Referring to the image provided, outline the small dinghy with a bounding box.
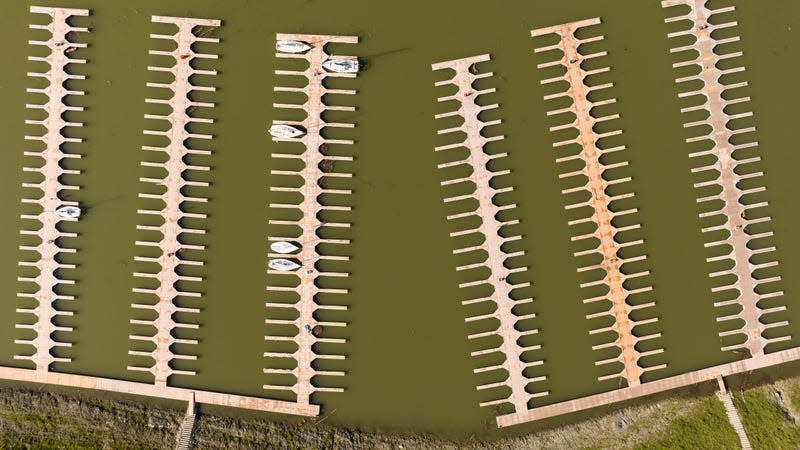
[269,258,301,272]
[56,205,81,219]
[276,40,311,54]
[269,123,305,139]
[271,241,300,254]
[322,58,359,74]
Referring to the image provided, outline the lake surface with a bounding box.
[1,0,799,439]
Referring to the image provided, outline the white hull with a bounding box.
[271,241,300,254]
[322,58,359,74]
[56,206,81,219]
[276,40,311,54]
[269,123,305,139]
[269,258,301,272]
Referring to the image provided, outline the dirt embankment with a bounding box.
[0,384,717,449]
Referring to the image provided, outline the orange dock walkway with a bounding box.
[532,18,664,387]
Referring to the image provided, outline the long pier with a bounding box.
[264,33,357,408]
[532,18,664,387]
[663,0,787,357]
[16,6,89,371]
[0,366,318,416]
[129,16,220,386]
[433,54,544,414]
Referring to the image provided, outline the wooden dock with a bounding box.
[716,376,752,450]
[4,11,320,420]
[532,18,664,387]
[130,15,221,386]
[264,33,357,406]
[16,6,89,371]
[432,54,545,414]
[497,345,800,427]
[0,366,318,416]
[498,11,799,429]
[663,0,787,357]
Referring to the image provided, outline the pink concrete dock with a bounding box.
[130,15,220,386]
[433,54,545,414]
[16,5,89,372]
[532,18,664,387]
[662,0,787,358]
[264,33,356,407]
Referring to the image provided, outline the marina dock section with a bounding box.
[433,54,546,415]
[264,33,358,410]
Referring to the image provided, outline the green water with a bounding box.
[1,0,800,439]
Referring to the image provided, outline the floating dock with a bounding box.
[532,17,664,387]
[497,345,800,427]
[3,9,319,419]
[129,15,220,386]
[663,0,788,357]
[264,33,357,409]
[16,5,89,371]
[496,12,800,428]
[432,54,545,414]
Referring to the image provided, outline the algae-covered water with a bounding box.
[1,0,800,438]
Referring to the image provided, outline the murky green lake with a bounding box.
[1,0,800,439]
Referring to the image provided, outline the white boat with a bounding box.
[271,241,300,254]
[322,58,359,74]
[269,123,305,139]
[56,206,81,219]
[276,40,311,54]
[269,258,301,272]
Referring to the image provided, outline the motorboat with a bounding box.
[276,40,311,54]
[322,58,359,74]
[270,241,300,254]
[56,205,81,219]
[269,123,305,139]
[269,258,301,272]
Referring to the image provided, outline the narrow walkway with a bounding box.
[0,366,318,416]
[432,54,544,414]
[663,0,787,357]
[716,376,752,450]
[532,18,663,387]
[175,393,197,450]
[129,16,220,386]
[16,6,89,371]
[264,33,357,406]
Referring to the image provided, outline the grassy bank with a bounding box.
[4,375,800,449]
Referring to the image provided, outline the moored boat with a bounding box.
[270,241,300,254]
[322,58,359,74]
[56,205,81,219]
[269,258,301,272]
[268,123,305,139]
[276,40,311,54]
